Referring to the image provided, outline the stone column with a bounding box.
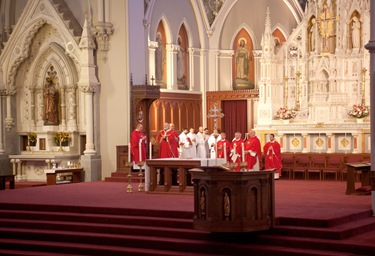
[148,41,158,84]
[16,159,22,181]
[166,44,178,90]
[29,87,36,130]
[364,0,375,214]
[60,85,67,131]
[36,88,44,127]
[66,85,78,131]
[83,89,96,155]
[188,48,195,91]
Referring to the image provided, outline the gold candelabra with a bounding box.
[137,161,145,192]
[126,162,133,193]
[361,68,367,106]
[295,71,301,111]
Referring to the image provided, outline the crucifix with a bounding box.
[207,102,224,130]
[316,3,340,54]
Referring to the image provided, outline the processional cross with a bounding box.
[207,102,224,130]
[316,3,340,54]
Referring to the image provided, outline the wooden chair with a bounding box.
[293,155,310,180]
[281,155,295,179]
[324,155,343,181]
[307,155,326,180]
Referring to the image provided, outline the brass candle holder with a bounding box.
[137,161,145,192]
[126,162,133,193]
[240,162,248,172]
[223,162,238,172]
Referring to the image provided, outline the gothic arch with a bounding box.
[229,24,258,49]
[154,15,172,44]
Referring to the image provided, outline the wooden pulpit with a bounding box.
[189,167,275,233]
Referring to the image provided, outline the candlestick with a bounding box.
[128,143,131,162]
[139,140,142,162]
[149,142,152,159]
[224,143,227,163]
[241,143,245,162]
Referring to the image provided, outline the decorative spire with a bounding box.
[261,7,275,56]
[79,13,96,50]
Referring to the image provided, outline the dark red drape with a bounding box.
[222,100,247,141]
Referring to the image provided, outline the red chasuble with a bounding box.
[230,139,243,171]
[131,129,147,163]
[263,140,282,175]
[157,129,179,158]
[217,139,230,159]
[244,136,262,170]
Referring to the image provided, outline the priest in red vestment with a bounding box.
[169,123,180,158]
[157,123,173,158]
[217,132,230,161]
[263,133,282,179]
[131,123,147,163]
[230,132,243,171]
[244,130,262,171]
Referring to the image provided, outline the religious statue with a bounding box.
[177,36,186,84]
[235,39,250,80]
[155,33,164,83]
[351,16,361,48]
[223,192,230,220]
[43,66,59,125]
[310,18,317,52]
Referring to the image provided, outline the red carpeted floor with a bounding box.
[0,180,374,255]
[0,180,371,219]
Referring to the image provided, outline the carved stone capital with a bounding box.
[94,22,113,52]
[79,84,97,94]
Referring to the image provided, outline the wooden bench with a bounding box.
[0,175,15,190]
[45,168,83,185]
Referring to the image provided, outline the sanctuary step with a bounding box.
[0,203,374,255]
[104,171,140,182]
[4,181,47,190]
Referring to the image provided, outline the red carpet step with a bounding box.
[0,203,374,255]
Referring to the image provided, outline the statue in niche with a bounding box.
[235,39,250,80]
[223,192,230,220]
[177,36,186,84]
[43,66,59,125]
[351,16,361,48]
[310,18,317,52]
[155,33,164,84]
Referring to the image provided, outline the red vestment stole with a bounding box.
[131,129,146,163]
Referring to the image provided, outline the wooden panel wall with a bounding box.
[149,92,202,141]
[206,90,259,135]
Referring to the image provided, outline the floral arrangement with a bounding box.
[27,132,37,143]
[348,104,370,118]
[275,107,297,120]
[54,132,71,144]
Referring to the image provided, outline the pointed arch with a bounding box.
[177,23,189,89]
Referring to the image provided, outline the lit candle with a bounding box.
[224,143,227,163]
[149,142,152,159]
[241,143,245,162]
[139,139,142,162]
[128,143,131,163]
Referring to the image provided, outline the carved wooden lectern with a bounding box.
[189,167,275,233]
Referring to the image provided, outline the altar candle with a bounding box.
[139,140,142,162]
[128,143,131,162]
[224,143,227,163]
[149,142,152,159]
[241,143,245,162]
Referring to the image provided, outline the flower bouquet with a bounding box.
[348,104,369,118]
[275,107,297,120]
[54,132,71,146]
[27,132,37,146]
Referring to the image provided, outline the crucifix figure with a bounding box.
[316,3,340,53]
[207,102,224,130]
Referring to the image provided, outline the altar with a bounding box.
[145,158,225,193]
